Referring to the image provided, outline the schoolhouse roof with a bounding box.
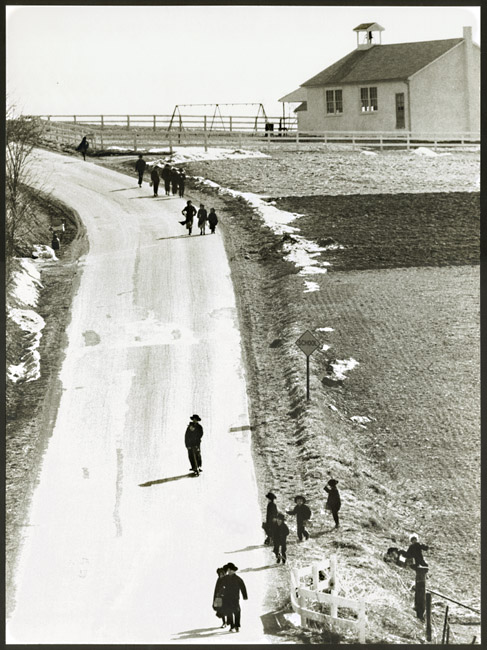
[301,38,463,86]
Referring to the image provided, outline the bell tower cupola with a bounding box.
[353,22,385,49]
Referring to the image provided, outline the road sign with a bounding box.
[296,330,319,357]
[296,330,320,401]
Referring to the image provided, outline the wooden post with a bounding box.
[357,601,366,644]
[425,592,432,641]
[100,131,104,149]
[127,115,130,130]
[312,563,319,591]
[296,129,300,151]
[229,115,233,132]
[441,606,449,644]
[330,554,338,618]
[306,355,310,401]
[407,132,410,151]
[415,566,428,619]
[153,115,156,131]
[446,624,450,644]
[133,133,137,152]
[73,115,77,123]
[101,115,104,130]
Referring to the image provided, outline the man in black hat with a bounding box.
[221,563,248,633]
[324,479,341,528]
[263,492,278,545]
[273,513,289,564]
[184,414,203,475]
[287,495,311,541]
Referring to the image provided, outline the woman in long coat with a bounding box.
[213,567,227,627]
[170,167,180,195]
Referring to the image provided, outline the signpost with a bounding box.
[296,330,320,401]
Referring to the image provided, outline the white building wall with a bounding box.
[408,43,480,133]
[298,81,409,132]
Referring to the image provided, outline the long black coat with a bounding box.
[324,486,341,512]
[272,522,289,545]
[266,501,278,528]
[185,422,203,448]
[406,541,429,566]
[287,503,311,523]
[221,573,247,611]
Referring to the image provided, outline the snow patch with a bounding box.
[329,358,359,380]
[413,147,452,158]
[361,150,378,156]
[321,343,331,351]
[351,415,372,425]
[8,258,43,308]
[32,244,58,260]
[303,281,320,293]
[316,327,334,332]
[144,147,270,164]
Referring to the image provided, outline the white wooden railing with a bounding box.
[290,555,366,643]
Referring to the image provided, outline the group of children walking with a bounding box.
[263,480,341,564]
[135,155,186,198]
[180,200,218,236]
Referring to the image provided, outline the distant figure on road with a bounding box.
[263,491,278,545]
[221,563,248,633]
[161,163,172,195]
[287,495,311,541]
[324,479,341,528]
[178,168,186,197]
[135,154,146,187]
[213,567,227,627]
[197,204,208,235]
[150,165,160,197]
[184,414,203,475]
[208,207,219,234]
[405,534,429,568]
[76,136,89,161]
[180,200,197,235]
[273,513,289,564]
[51,233,60,251]
[170,167,180,195]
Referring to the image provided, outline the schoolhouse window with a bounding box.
[326,89,343,115]
[360,87,378,112]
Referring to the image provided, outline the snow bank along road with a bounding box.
[7,150,270,644]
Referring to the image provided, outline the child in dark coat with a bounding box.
[273,513,289,564]
[287,496,311,541]
[324,479,341,528]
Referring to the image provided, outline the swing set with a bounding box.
[167,103,269,134]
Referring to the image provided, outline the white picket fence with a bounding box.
[290,555,366,643]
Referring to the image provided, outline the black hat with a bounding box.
[276,513,285,520]
[327,479,338,487]
[266,492,276,500]
[190,414,201,421]
[225,562,238,572]
[294,495,306,503]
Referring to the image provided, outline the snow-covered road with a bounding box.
[7,150,273,644]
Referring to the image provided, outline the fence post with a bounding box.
[441,606,449,644]
[133,133,137,152]
[425,592,432,641]
[169,135,173,155]
[100,131,104,149]
[415,566,428,620]
[127,115,130,130]
[380,134,383,151]
[101,115,104,130]
[312,563,319,591]
[229,116,233,132]
[296,130,300,151]
[357,601,366,643]
[407,132,410,151]
[153,115,156,131]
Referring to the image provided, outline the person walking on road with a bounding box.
[287,495,311,541]
[150,165,160,197]
[324,479,341,528]
[208,207,219,234]
[180,200,197,235]
[263,492,278,545]
[213,567,228,627]
[197,204,208,235]
[135,154,146,187]
[170,167,180,196]
[178,168,186,197]
[221,563,248,633]
[161,163,172,195]
[184,414,203,475]
[405,534,430,568]
[273,513,289,564]
[76,136,89,161]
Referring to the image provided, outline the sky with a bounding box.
[6,4,481,119]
